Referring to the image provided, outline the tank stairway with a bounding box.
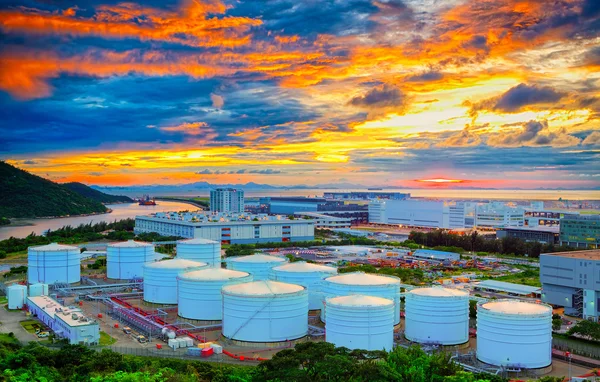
[226,282,277,343]
[573,288,584,318]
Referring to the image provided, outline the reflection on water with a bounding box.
[0,201,199,240]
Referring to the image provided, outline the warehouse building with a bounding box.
[497,226,559,244]
[134,212,314,244]
[412,249,460,261]
[474,202,525,228]
[293,212,352,229]
[559,215,599,249]
[27,295,100,345]
[368,199,474,229]
[473,280,541,297]
[540,250,600,321]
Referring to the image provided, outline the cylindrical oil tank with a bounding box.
[143,259,207,304]
[326,295,394,351]
[177,268,253,320]
[176,238,221,267]
[27,243,80,284]
[270,262,337,310]
[477,300,552,368]
[7,284,28,309]
[29,283,49,297]
[321,272,401,324]
[107,240,155,280]
[405,287,469,345]
[226,254,287,280]
[222,280,308,342]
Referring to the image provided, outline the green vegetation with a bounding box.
[0,333,20,346]
[20,319,44,333]
[0,217,10,226]
[3,266,27,279]
[64,182,133,204]
[99,332,117,346]
[409,230,575,258]
[87,258,107,270]
[0,161,108,218]
[567,320,600,342]
[482,268,541,287]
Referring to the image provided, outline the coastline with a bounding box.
[3,208,115,227]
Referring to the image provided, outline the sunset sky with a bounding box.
[1,0,599,188]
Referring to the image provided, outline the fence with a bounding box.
[95,345,260,365]
[553,336,600,360]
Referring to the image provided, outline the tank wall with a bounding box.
[27,249,81,284]
[29,284,44,297]
[222,292,308,342]
[322,282,401,324]
[107,246,154,279]
[326,304,394,351]
[477,309,552,368]
[228,262,283,281]
[405,294,469,345]
[269,271,332,310]
[178,274,253,320]
[177,243,221,267]
[7,286,27,309]
[144,265,206,304]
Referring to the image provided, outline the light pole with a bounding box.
[566,351,572,381]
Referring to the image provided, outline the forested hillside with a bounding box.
[64,182,132,203]
[0,162,108,218]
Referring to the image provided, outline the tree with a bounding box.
[552,319,562,331]
[567,320,600,341]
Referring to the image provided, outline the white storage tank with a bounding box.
[178,268,253,321]
[143,259,207,304]
[222,280,308,342]
[27,243,80,284]
[7,284,28,309]
[29,283,49,297]
[107,240,155,280]
[226,254,287,280]
[270,262,337,310]
[477,300,552,369]
[176,238,221,267]
[321,272,401,324]
[326,295,394,351]
[405,287,469,345]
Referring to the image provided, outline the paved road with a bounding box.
[0,305,38,343]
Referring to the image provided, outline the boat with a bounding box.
[138,195,157,206]
[368,187,383,190]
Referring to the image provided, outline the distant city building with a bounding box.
[260,196,367,214]
[210,188,244,213]
[323,191,410,200]
[135,212,314,244]
[559,215,600,249]
[292,212,352,229]
[412,249,460,261]
[474,202,524,228]
[496,226,559,245]
[26,295,100,345]
[540,250,600,321]
[368,199,473,229]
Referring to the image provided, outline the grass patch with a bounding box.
[20,319,44,334]
[0,333,20,345]
[99,331,117,346]
[0,296,7,305]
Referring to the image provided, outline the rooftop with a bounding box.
[474,280,541,295]
[138,211,308,225]
[227,254,288,264]
[480,300,551,315]
[29,243,79,252]
[144,259,207,269]
[327,294,393,307]
[177,238,219,245]
[179,268,250,281]
[27,295,96,326]
[325,272,400,286]
[272,262,337,273]
[109,240,153,248]
[410,287,469,298]
[222,280,305,296]
[500,226,559,233]
[542,250,600,260]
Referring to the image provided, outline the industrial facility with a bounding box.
[226,254,288,280]
[28,243,81,284]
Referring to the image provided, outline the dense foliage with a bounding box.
[409,230,574,258]
[0,217,10,226]
[64,182,133,203]
[0,337,508,382]
[567,320,600,342]
[0,161,109,218]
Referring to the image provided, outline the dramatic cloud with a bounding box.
[210,93,224,109]
[487,120,581,148]
[470,84,566,115]
[582,131,600,146]
[348,84,407,116]
[406,71,444,82]
[437,129,482,148]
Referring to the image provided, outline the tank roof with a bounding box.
[109,240,152,248]
[410,287,469,297]
[325,272,400,286]
[179,268,250,281]
[272,262,337,273]
[481,300,551,315]
[177,238,219,245]
[222,280,304,296]
[327,294,393,307]
[144,259,206,269]
[227,254,287,263]
[29,242,78,251]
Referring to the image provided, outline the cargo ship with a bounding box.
[137,195,157,206]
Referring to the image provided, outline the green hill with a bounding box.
[64,182,133,203]
[0,161,109,219]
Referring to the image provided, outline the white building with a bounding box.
[368,199,472,229]
[135,212,314,244]
[210,188,244,213]
[475,202,524,228]
[26,295,100,345]
[293,212,352,229]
